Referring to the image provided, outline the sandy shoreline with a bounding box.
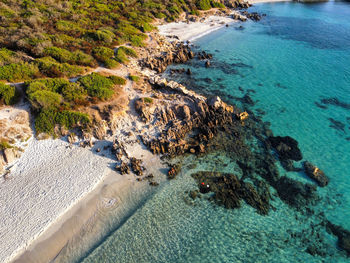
[158,14,237,42]
[1,3,285,263]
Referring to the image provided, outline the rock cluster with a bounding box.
[223,0,251,9]
[192,171,270,215]
[141,42,194,73]
[130,157,144,176]
[241,11,262,21]
[141,94,237,158]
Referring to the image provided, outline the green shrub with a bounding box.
[72,50,95,67]
[78,73,115,100]
[0,62,39,82]
[34,57,86,78]
[0,83,19,105]
[115,49,129,64]
[118,46,138,58]
[92,46,118,69]
[26,78,71,94]
[143,97,153,104]
[60,82,87,102]
[44,47,95,67]
[35,109,90,134]
[115,46,138,64]
[129,75,140,82]
[197,0,211,10]
[130,35,146,47]
[0,48,21,66]
[87,29,116,44]
[28,90,62,110]
[44,47,72,63]
[109,75,126,85]
[210,1,225,8]
[155,13,166,19]
[0,139,12,150]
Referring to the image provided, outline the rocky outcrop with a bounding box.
[241,11,262,21]
[141,42,194,73]
[223,0,251,9]
[94,121,108,140]
[135,98,152,122]
[167,164,181,179]
[303,161,329,187]
[115,162,130,175]
[268,135,303,161]
[192,171,270,215]
[130,157,144,176]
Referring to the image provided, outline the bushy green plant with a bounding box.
[143,97,153,104]
[0,62,39,82]
[210,0,225,8]
[0,139,12,150]
[118,46,138,58]
[0,83,19,105]
[60,82,87,102]
[109,75,126,85]
[44,47,95,67]
[0,48,22,66]
[78,73,115,100]
[35,109,90,134]
[129,75,140,82]
[34,57,86,78]
[115,46,138,64]
[28,90,62,110]
[92,46,118,69]
[87,29,116,44]
[197,0,212,10]
[26,78,72,94]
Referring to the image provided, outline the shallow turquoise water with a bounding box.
[80,2,350,262]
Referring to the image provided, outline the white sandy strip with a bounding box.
[0,138,113,263]
[158,15,236,42]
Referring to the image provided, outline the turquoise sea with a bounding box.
[74,2,350,262]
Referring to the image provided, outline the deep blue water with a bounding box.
[79,2,350,262]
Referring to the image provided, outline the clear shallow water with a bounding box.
[80,2,350,262]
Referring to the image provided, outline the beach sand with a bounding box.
[157,15,237,42]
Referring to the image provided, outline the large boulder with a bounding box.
[3,148,16,164]
[303,161,329,187]
[207,96,223,109]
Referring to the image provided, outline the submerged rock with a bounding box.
[326,221,350,255]
[167,164,181,179]
[274,176,317,208]
[192,171,270,214]
[303,161,329,187]
[268,135,303,161]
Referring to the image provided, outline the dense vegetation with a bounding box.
[0,83,19,105]
[25,73,125,134]
[0,0,225,82]
[0,0,227,135]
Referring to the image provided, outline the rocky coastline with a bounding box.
[2,4,349,262]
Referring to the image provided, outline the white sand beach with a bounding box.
[158,14,237,42]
